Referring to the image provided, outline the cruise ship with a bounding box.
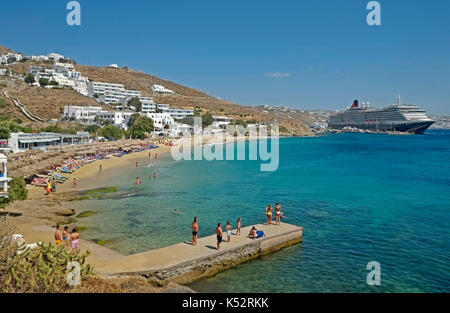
[328,96,435,134]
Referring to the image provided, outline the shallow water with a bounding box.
[73,130,450,292]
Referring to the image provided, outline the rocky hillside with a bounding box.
[0,45,312,135]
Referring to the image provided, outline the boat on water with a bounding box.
[328,96,435,134]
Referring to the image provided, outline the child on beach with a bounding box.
[70,228,80,252]
[136,177,141,185]
[62,226,69,248]
[236,218,242,235]
[191,217,199,246]
[73,178,77,187]
[54,225,62,245]
[226,222,233,242]
[45,181,52,195]
[216,223,223,251]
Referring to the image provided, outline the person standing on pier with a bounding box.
[216,223,223,251]
[191,217,199,246]
[266,204,273,225]
[275,203,282,226]
[236,218,242,235]
[226,222,233,242]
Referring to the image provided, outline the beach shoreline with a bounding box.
[4,135,253,265]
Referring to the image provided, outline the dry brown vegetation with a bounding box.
[0,45,313,135]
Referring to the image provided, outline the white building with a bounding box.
[212,116,233,126]
[96,111,135,130]
[88,81,141,105]
[30,55,50,61]
[141,112,174,130]
[8,132,90,153]
[0,153,12,198]
[152,84,175,94]
[139,97,156,112]
[47,53,65,61]
[63,106,104,124]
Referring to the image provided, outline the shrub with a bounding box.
[24,74,35,84]
[100,125,123,140]
[0,176,28,208]
[0,216,94,293]
[0,126,10,139]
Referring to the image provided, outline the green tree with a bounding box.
[0,177,28,208]
[24,74,35,84]
[127,113,141,127]
[100,125,123,140]
[0,126,10,139]
[38,78,50,87]
[202,112,214,128]
[84,125,99,134]
[49,80,59,86]
[129,116,154,139]
[127,97,142,112]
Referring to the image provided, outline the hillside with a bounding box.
[0,45,312,135]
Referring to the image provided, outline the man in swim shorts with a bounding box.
[216,223,223,251]
[191,217,199,246]
[54,224,62,245]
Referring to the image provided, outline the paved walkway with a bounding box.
[94,223,302,275]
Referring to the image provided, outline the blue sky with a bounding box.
[1,0,449,114]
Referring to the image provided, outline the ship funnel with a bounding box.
[352,100,359,108]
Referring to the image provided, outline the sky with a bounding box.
[1,0,449,114]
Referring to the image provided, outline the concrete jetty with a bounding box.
[95,223,303,285]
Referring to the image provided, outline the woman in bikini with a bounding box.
[266,204,273,225]
[275,202,282,226]
[236,218,242,235]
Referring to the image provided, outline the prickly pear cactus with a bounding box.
[1,242,94,293]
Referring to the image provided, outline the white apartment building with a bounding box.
[141,112,174,130]
[96,111,135,130]
[139,97,156,112]
[88,81,141,104]
[152,84,175,94]
[63,106,104,124]
[47,53,65,61]
[161,107,194,119]
[30,55,50,61]
[212,116,233,126]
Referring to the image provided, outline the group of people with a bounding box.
[265,202,284,225]
[190,215,269,251]
[54,225,80,252]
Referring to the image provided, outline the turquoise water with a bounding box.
[75,130,450,292]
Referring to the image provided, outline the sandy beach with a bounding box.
[3,134,245,268]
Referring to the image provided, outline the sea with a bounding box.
[72,130,450,292]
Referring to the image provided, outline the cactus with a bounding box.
[1,241,94,293]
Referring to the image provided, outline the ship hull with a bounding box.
[328,120,434,134]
